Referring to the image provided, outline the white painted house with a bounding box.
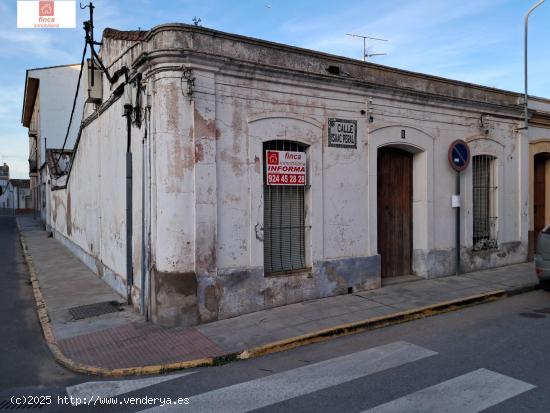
[0,179,31,212]
[27,24,550,327]
[21,64,85,224]
[0,163,9,202]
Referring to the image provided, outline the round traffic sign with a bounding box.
[448,140,470,172]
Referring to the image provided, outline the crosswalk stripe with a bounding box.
[141,341,437,413]
[364,368,535,413]
[66,371,195,404]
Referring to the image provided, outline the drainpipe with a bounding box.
[146,95,153,320]
[35,137,38,220]
[140,97,150,317]
[124,96,133,304]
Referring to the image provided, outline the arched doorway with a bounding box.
[377,147,413,278]
[534,152,550,251]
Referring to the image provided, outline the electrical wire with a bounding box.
[53,41,88,172]
[107,40,143,70]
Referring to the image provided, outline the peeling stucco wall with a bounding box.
[43,24,550,327]
[49,93,138,298]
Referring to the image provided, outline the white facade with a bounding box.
[31,25,550,327]
[0,163,9,200]
[0,180,31,211]
[22,64,85,224]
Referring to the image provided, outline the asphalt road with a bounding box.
[3,214,550,412]
[68,288,550,413]
[0,216,82,402]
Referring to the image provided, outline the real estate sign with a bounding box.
[266,150,306,186]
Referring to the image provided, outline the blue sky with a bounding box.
[1,0,549,178]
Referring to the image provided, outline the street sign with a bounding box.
[266,150,306,186]
[448,140,470,172]
[328,118,357,148]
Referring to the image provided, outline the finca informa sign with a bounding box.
[266,150,306,186]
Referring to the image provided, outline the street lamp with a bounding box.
[524,0,545,129]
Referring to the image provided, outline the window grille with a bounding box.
[472,155,497,249]
[263,140,307,275]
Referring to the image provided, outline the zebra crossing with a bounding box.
[66,372,195,402]
[363,369,535,413]
[66,341,535,413]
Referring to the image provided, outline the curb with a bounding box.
[17,220,537,377]
[239,282,539,360]
[237,289,507,360]
[18,221,218,377]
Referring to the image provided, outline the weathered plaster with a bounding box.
[40,24,549,327]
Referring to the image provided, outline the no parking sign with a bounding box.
[448,139,470,275]
[448,140,470,172]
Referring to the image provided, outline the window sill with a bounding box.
[471,246,500,254]
[472,238,498,252]
[265,267,312,278]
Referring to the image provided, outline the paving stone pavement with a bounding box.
[197,262,538,352]
[17,215,539,368]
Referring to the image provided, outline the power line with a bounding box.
[53,41,88,172]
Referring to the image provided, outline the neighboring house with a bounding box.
[526,98,550,259]
[21,64,85,225]
[0,179,31,212]
[0,163,9,201]
[23,24,550,328]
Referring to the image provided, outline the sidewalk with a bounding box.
[18,216,539,375]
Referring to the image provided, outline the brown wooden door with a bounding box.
[534,154,547,251]
[377,147,413,278]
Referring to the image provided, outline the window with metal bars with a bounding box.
[263,140,307,275]
[472,154,498,249]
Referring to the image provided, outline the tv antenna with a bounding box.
[346,34,388,62]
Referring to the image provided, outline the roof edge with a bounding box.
[103,27,148,41]
[143,23,532,101]
[21,75,39,127]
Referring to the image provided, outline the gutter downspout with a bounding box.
[140,95,150,318]
[146,95,153,321]
[124,101,133,304]
[35,137,38,220]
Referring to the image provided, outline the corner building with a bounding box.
[42,25,550,326]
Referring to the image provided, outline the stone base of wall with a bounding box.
[45,236,529,328]
[150,255,381,327]
[207,255,381,323]
[150,269,199,327]
[413,241,528,278]
[462,241,527,273]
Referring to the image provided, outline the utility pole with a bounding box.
[80,2,95,86]
[346,33,388,62]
